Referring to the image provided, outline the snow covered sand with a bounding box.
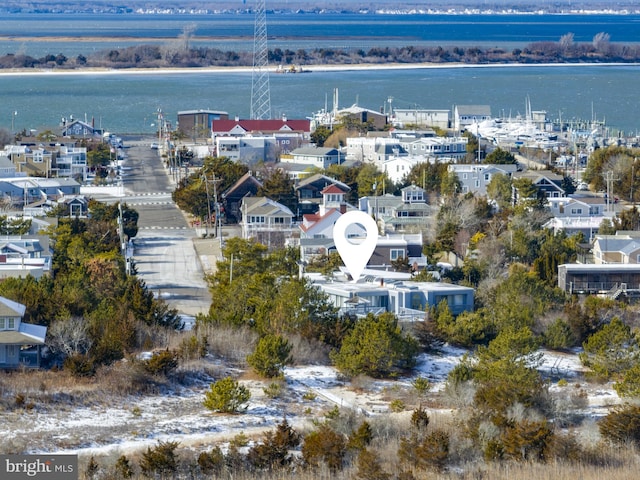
[0,346,621,458]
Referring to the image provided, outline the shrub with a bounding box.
[142,349,179,376]
[599,404,640,446]
[247,418,301,470]
[330,312,419,379]
[263,381,283,399]
[398,430,449,472]
[197,446,225,474]
[543,318,575,349]
[390,399,406,412]
[178,334,208,360]
[348,421,373,451]
[500,419,553,461]
[246,334,293,378]
[139,440,180,477]
[203,376,251,413]
[412,376,431,397]
[580,317,640,379]
[302,423,347,471]
[411,406,430,431]
[614,363,640,398]
[114,455,134,479]
[63,353,96,377]
[355,448,391,480]
[85,456,99,479]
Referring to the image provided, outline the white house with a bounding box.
[454,105,492,132]
[281,146,345,169]
[399,136,468,163]
[392,109,450,129]
[308,273,474,320]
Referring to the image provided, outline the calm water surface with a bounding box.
[1,13,639,136]
[1,64,639,135]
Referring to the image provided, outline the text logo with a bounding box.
[1,455,77,479]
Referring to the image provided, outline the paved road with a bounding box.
[95,137,215,320]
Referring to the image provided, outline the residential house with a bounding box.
[215,136,278,164]
[370,233,426,270]
[336,105,388,130]
[449,163,519,196]
[240,196,295,249]
[591,232,640,264]
[454,105,492,132]
[398,136,468,163]
[60,119,104,138]
[54,146,88,180]
[512,170,565,202]
[0,177,81,211]
[383,155,427,184]
[295,173,351,216]
[392,109,450,129]
[280,146,345,170]
[298,184,354,258]
[558,263,640,297]
[345,137,407,166]
[0,235,51,280]
[544,195,611,239]
[221,172,262,224]
[0,154,18,178]
[3,144,87,180]
[0,296,47,368]
[4,145,54,177]
[211,118,311,139]
[359,185,431,233]
[308,273,474,320]
[56,195,89,218]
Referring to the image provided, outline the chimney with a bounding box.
[339,203,346,214]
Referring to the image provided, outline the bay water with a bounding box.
[1,13,640,136]
[1,64,639,136]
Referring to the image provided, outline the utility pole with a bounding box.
[604,171,619,214]
[203,172,212,237]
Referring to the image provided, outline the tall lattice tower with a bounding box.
[250,0,271,120]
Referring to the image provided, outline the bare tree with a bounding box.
[593,32,611,54]
[559,32,574,52]
[47,317,93,358]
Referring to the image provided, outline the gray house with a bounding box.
[0,296,47,368]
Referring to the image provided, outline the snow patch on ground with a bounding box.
[0,346,621,458]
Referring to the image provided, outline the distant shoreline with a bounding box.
[0,61,639,76]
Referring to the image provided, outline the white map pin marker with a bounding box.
[333,210,378,282]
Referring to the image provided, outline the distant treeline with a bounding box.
[2,34,640,69]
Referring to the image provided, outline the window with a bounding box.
[390,249,405,261]
[0,318,13,330]
[571,208,583,215]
